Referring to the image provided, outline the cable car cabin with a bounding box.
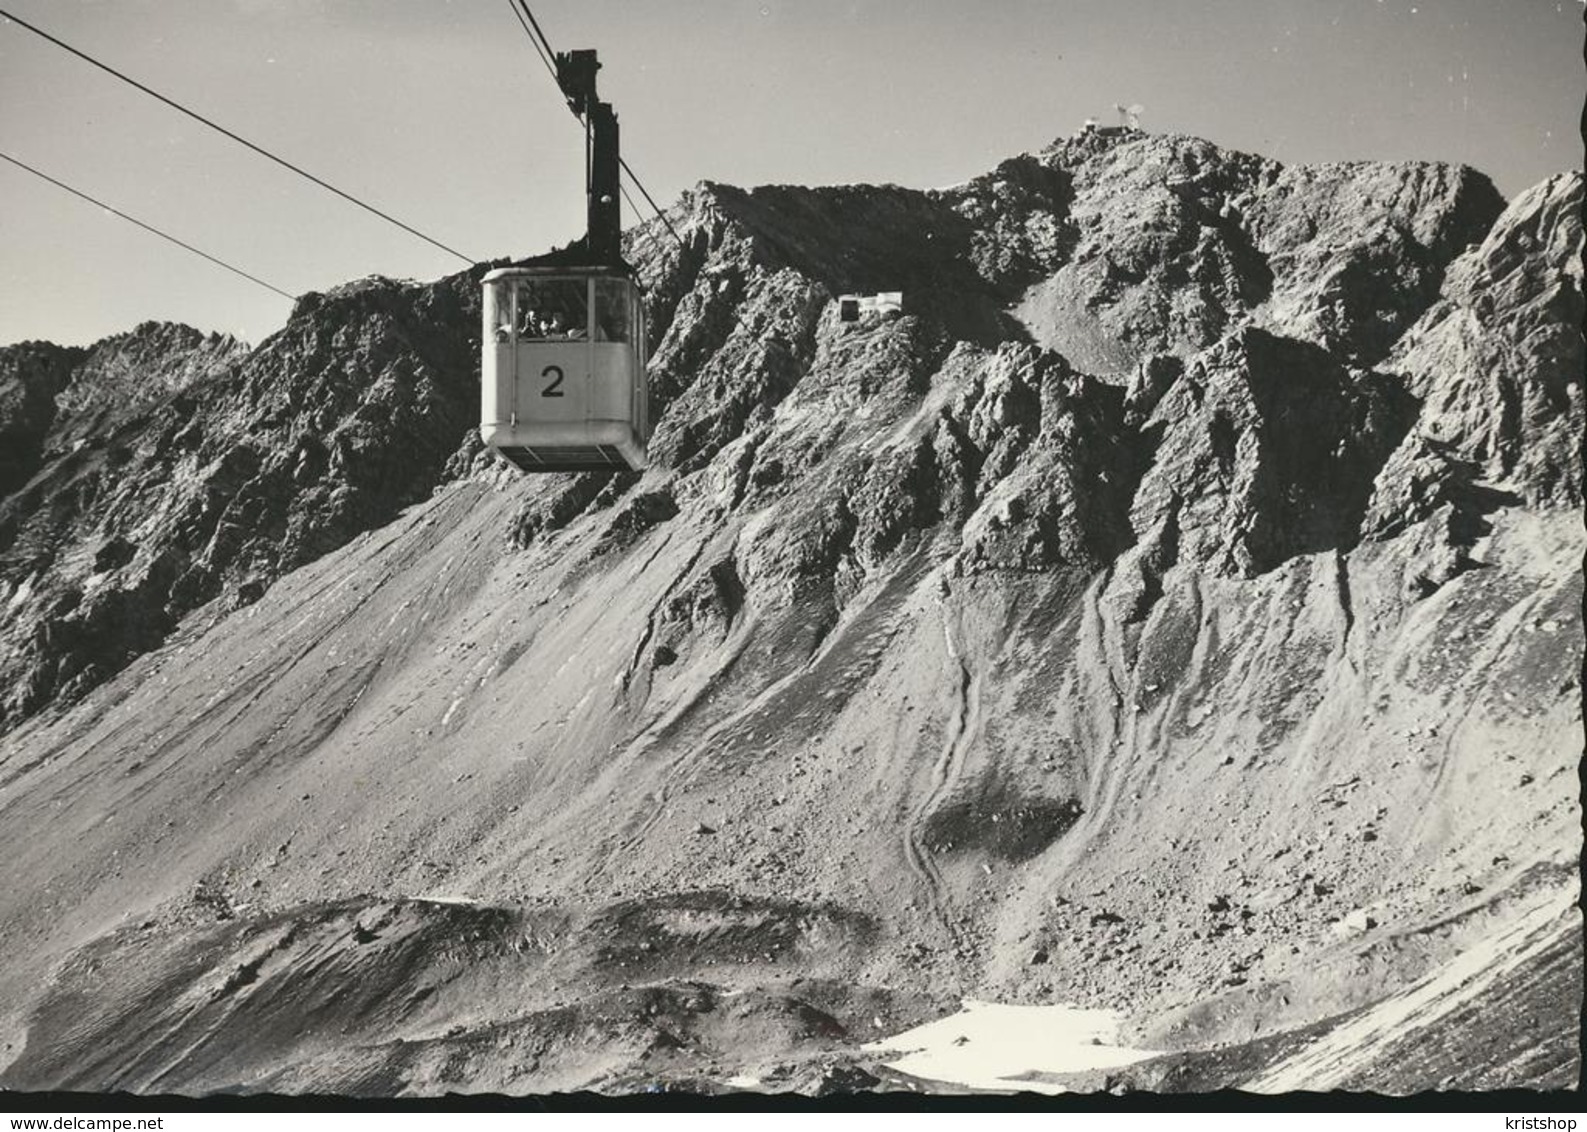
[480,266,650,472]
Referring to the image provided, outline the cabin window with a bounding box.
[515,278,590,341]
[592,279,632,343]
[839,298,860,322]
[486,281,513,342]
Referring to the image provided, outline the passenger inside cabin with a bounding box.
[545,311,585,340]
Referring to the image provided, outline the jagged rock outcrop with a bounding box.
[1127,326,1414,578]
[1014,133,1278,371]
[1,324,248,505]
[0,282,482,726]
[51,321,248,442]
[0,341,83,497]
[1243,159,1505,364]
[1384,172,1584,506]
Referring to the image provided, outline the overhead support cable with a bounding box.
[618,181,642,223]
[505,0,557,85]
[0,149,296,300]
[618,154,687,251]
[0,6,476,265]
[510,0,561,89]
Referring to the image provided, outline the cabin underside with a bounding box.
[495,443,632,473]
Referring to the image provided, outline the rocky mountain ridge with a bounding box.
[0,128,1579,1095]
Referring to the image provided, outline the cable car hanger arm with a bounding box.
[551,48,623,268]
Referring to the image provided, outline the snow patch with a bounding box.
[862,1000,1157,1094]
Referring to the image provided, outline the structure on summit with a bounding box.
[837,292,905,322]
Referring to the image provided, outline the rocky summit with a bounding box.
[0,129,1580,1096]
